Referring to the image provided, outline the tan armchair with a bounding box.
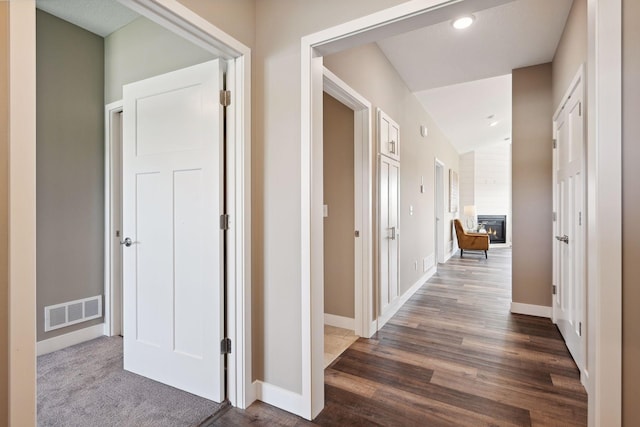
[453,219,490,259]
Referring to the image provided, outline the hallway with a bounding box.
[208,248,587,426]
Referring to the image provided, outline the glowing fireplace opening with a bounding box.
[477,215,506,244]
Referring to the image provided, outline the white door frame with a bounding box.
[104,100,124,337]
[434,159,445,264]
[301,0,622,422]
[322,67,374,338]
[103,1,252,408]
[7,0,252,421]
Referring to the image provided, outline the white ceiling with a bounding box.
[376,0,573,153]
[36,0,139,37]
[416,74,512,154]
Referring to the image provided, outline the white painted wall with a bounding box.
[459,151,475,210]
[459,142,512,244]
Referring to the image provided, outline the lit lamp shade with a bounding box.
[463,205,476,217]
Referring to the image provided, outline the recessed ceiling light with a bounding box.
[489,121,499,127]
[452,15,475,30]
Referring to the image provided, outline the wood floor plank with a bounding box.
[207,248,587,426]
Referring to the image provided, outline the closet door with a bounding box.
[378,109,400,161]
[379,155,400,315]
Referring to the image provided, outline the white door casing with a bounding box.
[122,59,224,402]
[553,69,586,378]
[435,160,445,264]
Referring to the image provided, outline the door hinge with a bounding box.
[579,102,582,117]
[578,322,582,337]
[553,139,557,149]
[579,211,582,226]
[220,214,230,230]
[355,230,360,237]
[552,285,557,295]
[221,337,232,354]
[220,90,231,107]
[552,212,557,222]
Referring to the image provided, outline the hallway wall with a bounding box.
[512,63,553,308]
[622,0,640,423]
[0,2,8,421]
[324,43,460,298]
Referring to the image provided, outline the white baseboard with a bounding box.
[37,323,105,356]
[378,266,436,329]
[510,302,552,318]
[253,380,306,418]
[324,313,355,330]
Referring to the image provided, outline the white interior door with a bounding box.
[552,76,585,373]
[122,59,224,402]
[379,155,400,314]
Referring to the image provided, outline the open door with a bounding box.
[552,72,585,377]
[122,59,225,401]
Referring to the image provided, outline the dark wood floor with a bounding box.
[208,248,587,426]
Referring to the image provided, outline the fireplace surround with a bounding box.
[477,215,507,244]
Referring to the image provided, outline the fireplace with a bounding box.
[477,215,506,244]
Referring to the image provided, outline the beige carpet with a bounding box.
[37,336,222,427]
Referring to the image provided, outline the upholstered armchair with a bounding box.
[453,219,490,258]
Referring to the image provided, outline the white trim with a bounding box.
[100,1,252,410]
[302,0,623,421]
[104,100,124,338]
[253,381,306,419]
[434,158,446,265]
[37,324,105,356]
[324,314,355,331]
[378,267,436,329]
[510,303,552,319]
[586,0,622,425]
[118,0,249,58]
[322,67,374,339]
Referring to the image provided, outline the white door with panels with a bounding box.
[552,72,585,375]
[122,59,225,401]
[378,108,400,318]
[378,109,400,161]
[379,153,400,314]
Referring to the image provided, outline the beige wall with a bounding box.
[177,0,255,49]
[552,0,587,110]
[512,63,553,307]
[622,0,640,424]
[105,16,213,104]
[0,2,8,422]
[36,11,105,341]
[325,43,460,296]
[249,0,407,392]
[323,93,355,319]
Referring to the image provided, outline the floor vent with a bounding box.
[44,295,103,332]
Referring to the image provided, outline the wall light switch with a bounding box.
[323,204,328,218]
[420,125,428,137]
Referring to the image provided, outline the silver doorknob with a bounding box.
[120,237,133,247]
[555,235,569,244]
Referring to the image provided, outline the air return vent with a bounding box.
[44,295,103,332]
